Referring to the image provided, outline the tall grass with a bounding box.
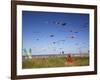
[22,56,89,69]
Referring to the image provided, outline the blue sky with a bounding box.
[22,11,89,55]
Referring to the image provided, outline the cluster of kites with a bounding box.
[23,20,89,57]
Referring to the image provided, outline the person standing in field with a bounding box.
[65,54,74,65]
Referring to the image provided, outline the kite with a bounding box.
[50,35,54,37]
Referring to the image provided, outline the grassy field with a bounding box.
[22,56,89,69]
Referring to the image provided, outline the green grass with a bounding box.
[22,56,89,69]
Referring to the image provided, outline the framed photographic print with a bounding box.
[11,0,97,79]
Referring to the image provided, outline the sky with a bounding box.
[22,11,89,55]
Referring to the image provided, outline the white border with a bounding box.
[17,5,94,75]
